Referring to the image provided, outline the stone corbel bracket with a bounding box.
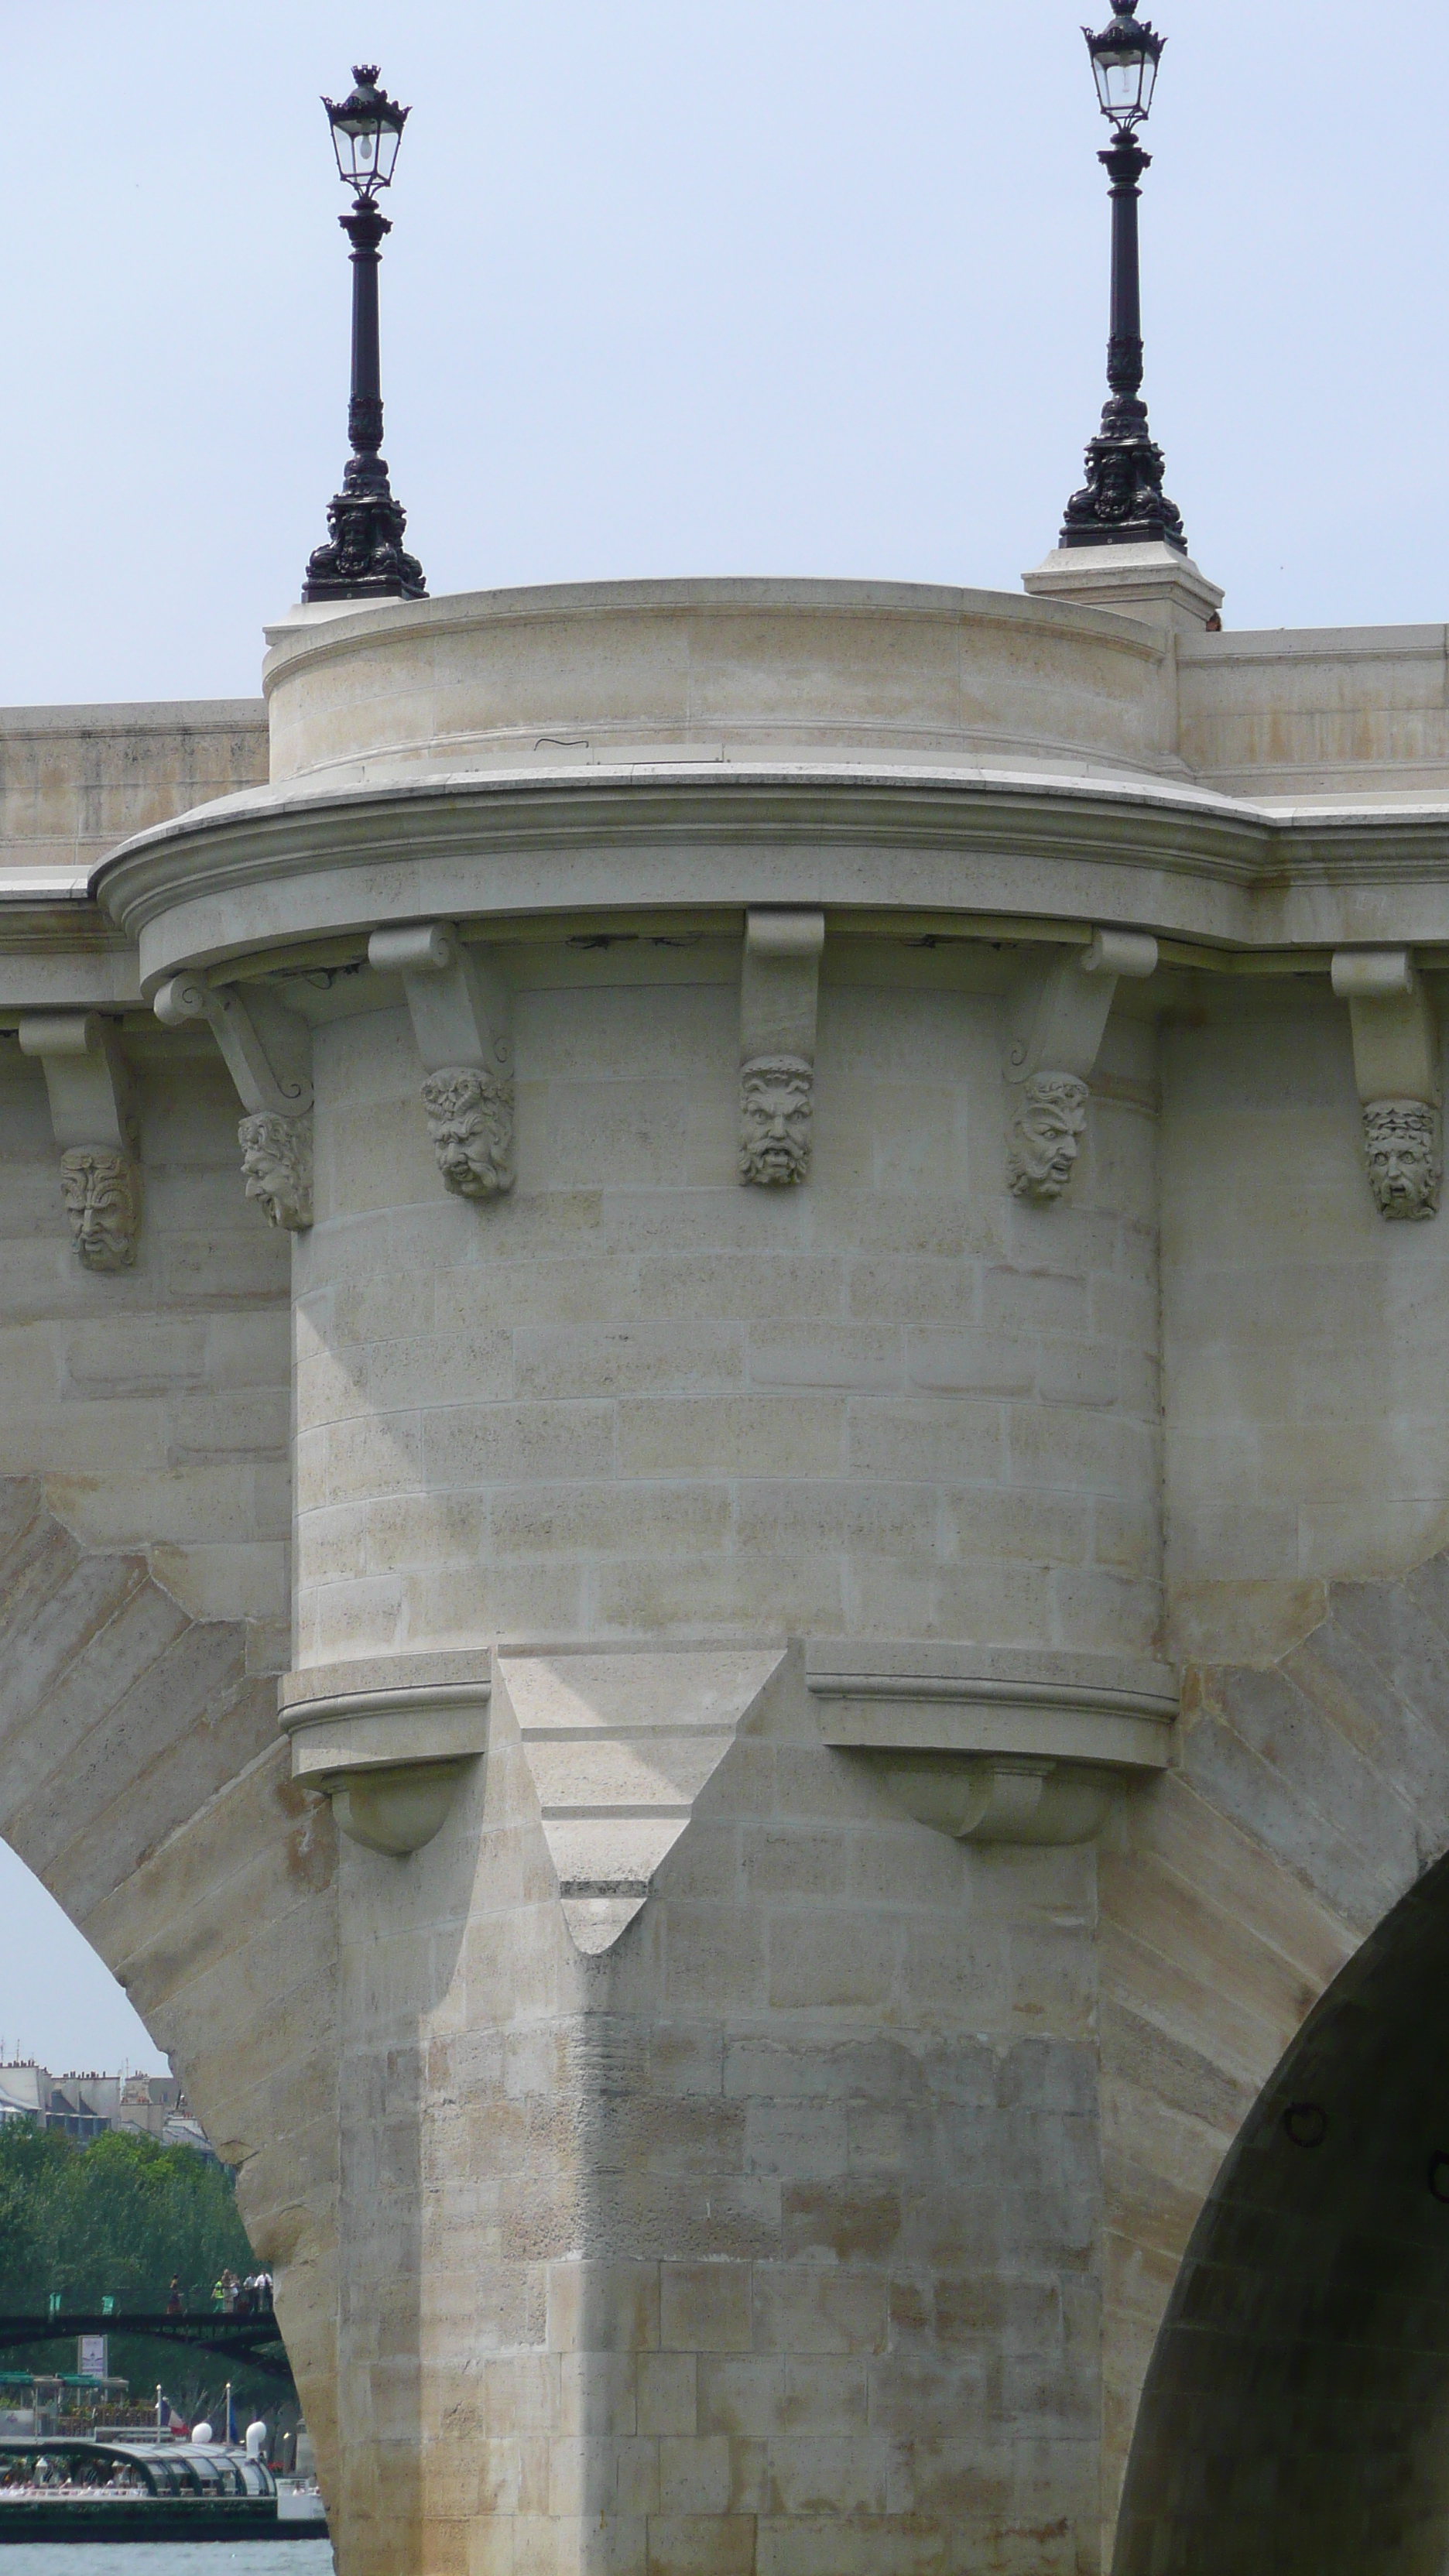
[152,974,314,1231]
[806,1642,1177,1844]
[368,923,515,1201]
[279,1653,492,1857]
[16,1012,142,1273]
[1331,947,1442,1221]
[498,1646,786,1952]
[738,908,824,1186]
[1003,928,1158,1204]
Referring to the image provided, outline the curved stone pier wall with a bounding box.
[294,959,1160,1665]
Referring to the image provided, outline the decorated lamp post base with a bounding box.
[1060,127,1184,553]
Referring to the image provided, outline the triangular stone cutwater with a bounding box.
[497,1649,786,1953]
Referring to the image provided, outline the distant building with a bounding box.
[0,2065,214,2157]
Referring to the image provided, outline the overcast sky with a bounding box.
[2,0,1445,2068]
[0,0,1444,711]
[0,1841,165,2076]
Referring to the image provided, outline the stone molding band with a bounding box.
[283,1629,1170,1893]
[807,1641,1177,1845]
[279,1652,492,1857]
[807,1672,1180,1718]
[98,765,1449,979]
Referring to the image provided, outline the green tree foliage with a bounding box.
[0,2123,252,2311]
[0,2122,283,2417]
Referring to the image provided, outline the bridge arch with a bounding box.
[1112,1550,1449,2573]
[0,1476,339,2502]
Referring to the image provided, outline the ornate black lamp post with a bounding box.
[1059,2,1185,554]
[303,66,426,603]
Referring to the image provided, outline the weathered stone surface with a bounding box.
[8,579,1449,2574]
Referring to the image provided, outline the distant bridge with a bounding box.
[0,2312,293,2382]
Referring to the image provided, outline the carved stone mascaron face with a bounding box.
[1008,1074,1090,1204]
[59,1147,140,1272]
[420,1066,516,1199]
[238,1112,314,1231]
[739,1056,814,1187]
[1364,1098,1442,1221]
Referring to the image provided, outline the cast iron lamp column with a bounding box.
[303,65,426,603]
[1060,2,1185,553]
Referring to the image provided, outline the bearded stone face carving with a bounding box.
[1006,1073,1089,1204]
[739,1054,814,1187]
[238,1112,314,1231]
[1363,1098,1442,1221]
[420,1066,516,1199]
[59,1148,142,1273]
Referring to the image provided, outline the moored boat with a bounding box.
[0,2435,328,2542]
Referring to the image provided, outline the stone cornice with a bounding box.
[0,879,142,1009]
[90,758,1449,983]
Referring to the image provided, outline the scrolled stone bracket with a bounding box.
[1332,948,1442,1221]
[152,974,314,1230]
[16,1013,142,1273]
[279,1653,492,1858]
[739,908,824,1186]
[368,923,515,1199]
[1004,927,1157,1204]
[806,1641,1177,1845]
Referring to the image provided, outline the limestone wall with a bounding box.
[262,584,1178,786]
[293,954,1159,1670]
[1160,978,1449,1667]
[1179,625,1449,800]
[334,1646,1102,2576]
[0,703,265,872]
[262,587,1449,810]
[0,1032,290,1636]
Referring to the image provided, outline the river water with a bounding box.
[0,2548,333,2574]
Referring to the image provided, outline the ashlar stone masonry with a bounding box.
[4,564,1449,2574]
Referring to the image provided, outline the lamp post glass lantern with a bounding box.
[326,65,408,197]
[1059,0,1185,554]
[302,63,426,604]
[1085,0,1162,126]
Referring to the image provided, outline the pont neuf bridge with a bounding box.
[7,27,1449,2576]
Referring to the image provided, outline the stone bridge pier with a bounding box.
[5,571,1449,2574]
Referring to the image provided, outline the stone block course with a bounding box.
[290,951,1166,1655]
